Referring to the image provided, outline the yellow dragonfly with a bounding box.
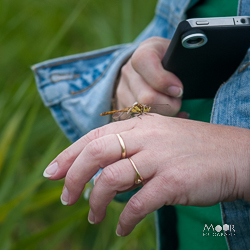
[100,102,170,121]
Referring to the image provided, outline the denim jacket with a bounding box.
[32,0,250,249]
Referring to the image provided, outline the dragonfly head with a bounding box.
[144,105,151,112]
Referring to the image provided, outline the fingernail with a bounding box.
[88,209,95,224]
[176,111,190,119]
[60,187,69,205]
[43,162,58,178]
[182,112,190,119]
[167,86,183,98]
[116,223,123,237]
[93,175,99,185]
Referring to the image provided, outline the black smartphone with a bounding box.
[162,16,250,99]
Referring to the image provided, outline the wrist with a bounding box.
[230,127,250,201]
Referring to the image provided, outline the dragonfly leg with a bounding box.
[136,113,142,119]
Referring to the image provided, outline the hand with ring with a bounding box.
[43,114,250,237]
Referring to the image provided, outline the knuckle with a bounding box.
[66,171,78,188]
[128,196,145,215]
[85,127,104,143]
[140,36,160,46]
[157,170,188,205]
[154,74,167,89]
[85,138,105,159]
[131,37,161,69]
[101,166,120,187]
[131,50,145,70]
[121,63,129,76]
[137,91,156,104]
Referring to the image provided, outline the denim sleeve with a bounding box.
[32,44,140,142]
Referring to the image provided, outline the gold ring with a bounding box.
[116,134,126,159]
[128,158,143,184]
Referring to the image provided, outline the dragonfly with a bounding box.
[100,102,170,121]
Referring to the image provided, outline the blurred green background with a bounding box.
[0,0,158,249]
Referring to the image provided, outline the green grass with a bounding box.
[0,0,158,249]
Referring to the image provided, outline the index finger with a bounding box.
[43,119,137,180]
[131,37,183,97]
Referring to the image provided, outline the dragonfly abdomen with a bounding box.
[100,108,129,116]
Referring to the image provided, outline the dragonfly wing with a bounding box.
[112,111,132,121]
[149,104,171,116]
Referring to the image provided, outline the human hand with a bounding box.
[116,37,183,116]
[43,115,250,236]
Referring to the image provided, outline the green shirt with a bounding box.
[176,0,238,249]
[176,100,227,249]
[187,0,238,18]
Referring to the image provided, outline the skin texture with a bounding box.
[43,37,250,237]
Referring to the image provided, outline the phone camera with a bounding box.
[186,37,203,45]
[182,33,208,49]
[241,18,246,24]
